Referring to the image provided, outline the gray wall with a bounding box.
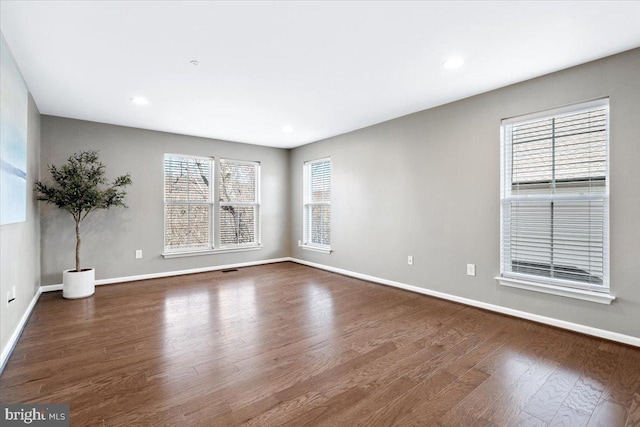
[40,118,290,285]
[290,48,640,339]
[1,94,41,356]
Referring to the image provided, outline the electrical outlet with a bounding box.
[135,249,142,259]
[407,255,413,266]
[467,264,476,276]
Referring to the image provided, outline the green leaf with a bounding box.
[34,150,133,269]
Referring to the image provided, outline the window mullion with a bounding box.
[213,158,219,249]
[219,201,258,207]
[551,117,556,279]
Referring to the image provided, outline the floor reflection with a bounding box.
[217,280,258,346]
[305,283,334,332]
[163,289,211,353]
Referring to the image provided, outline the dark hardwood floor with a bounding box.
[1,262,639,426]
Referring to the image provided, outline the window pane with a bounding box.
[554,110,606,182]
[220,205,256,245]
[509,199,604,284]
[311,204,331,246]
[512,119,553,184]
[509,200,553,272]
[511,109,606,187]
[220,161,256,203]
[165,204,210,250]
[311,161,331,203]
[164,156,211,202]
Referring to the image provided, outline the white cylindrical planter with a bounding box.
[63,268,95,299]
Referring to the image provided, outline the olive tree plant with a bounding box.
[35,150,132,272]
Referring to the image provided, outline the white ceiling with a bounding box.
[1,1,639,149]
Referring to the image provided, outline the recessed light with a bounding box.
[190,60,200,66]
[130,96,149,105]
[443,56,465,69]
[282,125,293,133]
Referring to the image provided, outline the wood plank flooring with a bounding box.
[1,262,639,426]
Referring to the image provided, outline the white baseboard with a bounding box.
[290,258,640,348]
[0,288,42,373]
[40,257,292,293]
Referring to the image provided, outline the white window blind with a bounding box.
[303,158,331,248]
[500,99,609,291]
[219,159,260,247]
[164,155,213,252]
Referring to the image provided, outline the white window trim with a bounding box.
[498,98,613,300]
[162,245,262,258]
[163,155,261,256]
[302,157,332,253]
[496,276,615,305]
[299,242,332,254]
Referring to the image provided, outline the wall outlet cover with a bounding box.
[467,264,476,276]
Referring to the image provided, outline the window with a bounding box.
[219,159,260,247]
[164,155,213,252]
[303,158,331,252]
[164,154,260,255]
[499,99,611,302]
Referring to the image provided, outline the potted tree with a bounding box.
[35,150,132,299]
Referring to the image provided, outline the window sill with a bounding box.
[163,245,262,259]
[496,276,615,305]
[300,244,332,254]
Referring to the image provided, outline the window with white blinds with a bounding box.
[303,158,331,249]
[164,155,213,252]
[219,159,260,247]
[164,155,260,254]
[500,99,609,292]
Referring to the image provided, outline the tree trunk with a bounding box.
[75,219,81,272]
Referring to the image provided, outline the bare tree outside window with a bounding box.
[219,160,259,246]
[164,156,212,251]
